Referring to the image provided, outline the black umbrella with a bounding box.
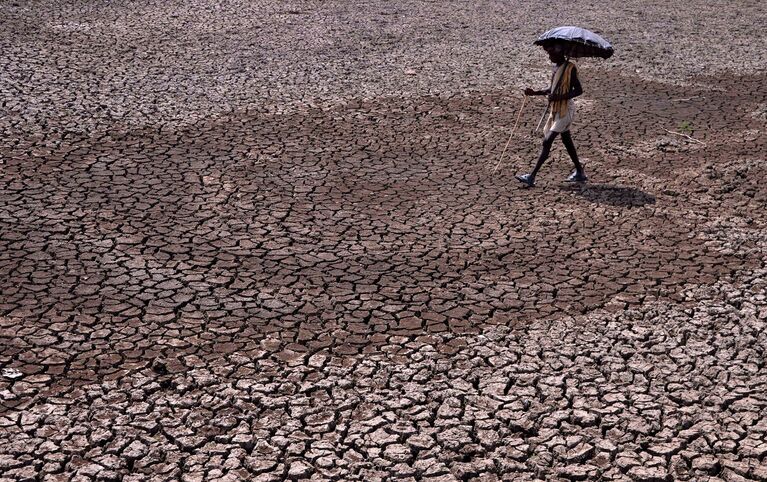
[534,26,614,59]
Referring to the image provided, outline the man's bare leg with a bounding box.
[516,130,559,187]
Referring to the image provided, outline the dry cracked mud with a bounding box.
[1,1,766,481]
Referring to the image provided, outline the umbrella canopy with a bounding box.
[534,26,614,59]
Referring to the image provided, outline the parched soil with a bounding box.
[1,1,766,481]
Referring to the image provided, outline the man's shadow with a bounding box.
[560,183,656,207]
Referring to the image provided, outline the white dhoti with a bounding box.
[544,98,575,134]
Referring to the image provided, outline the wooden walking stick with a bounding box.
[492,95,528,173]
[535,103,549,132]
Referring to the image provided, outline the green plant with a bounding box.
[678,120,693,134]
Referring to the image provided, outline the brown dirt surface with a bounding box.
[1,1,766,481]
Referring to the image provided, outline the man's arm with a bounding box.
[570,70,583,98]
[524,87,550,97]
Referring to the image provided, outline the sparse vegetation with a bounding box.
[678,120,693,134]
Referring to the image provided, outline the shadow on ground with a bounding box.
[562,183,657,207]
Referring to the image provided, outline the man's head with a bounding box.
[544,44,567,64]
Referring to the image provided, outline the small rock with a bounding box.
[1,368,23,380]
[627,466,670,482]
[383,444,412,463]
[558,464,592,481]
[123,440,148,459]
[288,461,313,478]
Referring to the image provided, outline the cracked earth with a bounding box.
[1,1,766,481]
